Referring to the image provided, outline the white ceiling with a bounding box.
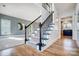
[0,3,40,21]
[0,3,77,21]
[54,3,76,17]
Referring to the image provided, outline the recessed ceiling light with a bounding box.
[2,5,6,7]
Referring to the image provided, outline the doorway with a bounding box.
[61,16,72,39]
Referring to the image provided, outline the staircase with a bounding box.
[27,22,55,51]
[24,3,59,52]
[24,11,60,52]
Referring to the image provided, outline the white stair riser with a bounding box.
[42,35,50,38]
[36,28,40,30]
[42,40,48,44]
[45,31,52,33]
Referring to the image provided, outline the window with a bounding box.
[1,19,11,35]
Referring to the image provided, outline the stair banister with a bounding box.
[25,15,41,44]
[41,11,54,27]
[25,11,54,51]
[38,11,54,51]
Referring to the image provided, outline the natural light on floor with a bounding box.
[63,39,74,50]
[7,36,24,40]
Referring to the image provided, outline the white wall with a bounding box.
[72,12,77,40]
[72,4,79,47]
[0,3,40,21]
[34,3,51,23]
[59,12,74,19]
[73,4,79,40]
[54,5,61,39]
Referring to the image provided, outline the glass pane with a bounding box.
[1,19,11,35]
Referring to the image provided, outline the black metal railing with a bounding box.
[25,11,54,51]
[38,11,54,51]
[41,11,54,27]
[25,15,41,44]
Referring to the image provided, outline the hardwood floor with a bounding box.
[0,37,79,56]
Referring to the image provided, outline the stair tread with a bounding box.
[43,33,50,35]
[27,39,39,44]
[41,37,48,40]
[45,29,52,31]
[26,23,54,50]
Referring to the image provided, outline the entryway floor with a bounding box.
[0,35,24,51]
[0,37,79,56]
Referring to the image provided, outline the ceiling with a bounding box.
[0,3,40,21]
[54,3,76,17]
[0,3,77,21]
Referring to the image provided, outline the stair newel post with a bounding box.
[39,22,42,51]
[25,26,27,44]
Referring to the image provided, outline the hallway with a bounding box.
[0,37,79,56]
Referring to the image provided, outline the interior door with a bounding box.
[1,19,11,35]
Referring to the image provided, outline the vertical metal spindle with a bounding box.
[25,26,27,44]
[39,22,42,51]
